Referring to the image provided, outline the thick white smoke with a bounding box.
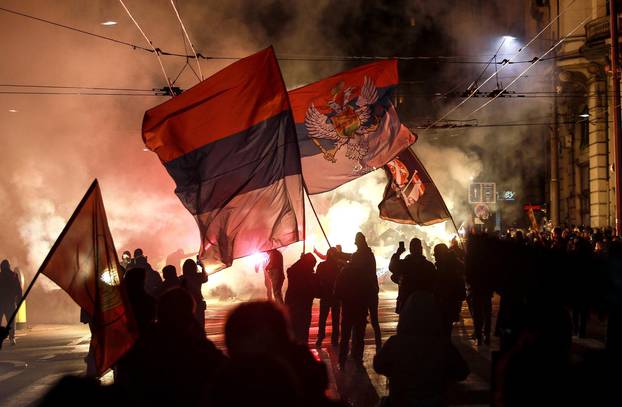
[1,0,551,313]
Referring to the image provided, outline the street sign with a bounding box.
[469,182,496,203]
[500,190,516,201]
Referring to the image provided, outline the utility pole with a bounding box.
[550,0,560,226]
[610,0,622,235]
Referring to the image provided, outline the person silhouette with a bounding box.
[315,247,342,348]
[180,258,208,332]
[335,232,376,369]
[284,253,318,345]
[374,292,469,405]
[389,238,436,314]
[223,301,339,406]
[0,260,22,345]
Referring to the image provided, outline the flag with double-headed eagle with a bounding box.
[288,60,416,194]
[379,147,451,225]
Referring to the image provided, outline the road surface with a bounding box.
[0,290,493,406]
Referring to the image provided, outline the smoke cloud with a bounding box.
[0,0,550,319]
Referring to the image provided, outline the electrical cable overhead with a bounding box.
[0,83,153,92]
[0,91,164,96]
[117,0,174,96]
[465,15,591,118]
[0,6,561,65]
[0,6,152,53]
[410,118,608,130]
[420,0,578,132]
[169,0,203,81]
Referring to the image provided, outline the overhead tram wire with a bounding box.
[0,91,164,96]
[117,0,174,96]
[169,0,203,81]
[0,6,152,53]
[0,6,563,65]
[0,84,154,92]
[419,0,578,133]
[464,15,591,118]
[410,118,609,130]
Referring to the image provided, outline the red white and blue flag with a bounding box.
[142,47,304,271]
[288,60,416,194]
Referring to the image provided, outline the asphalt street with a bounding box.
[0,290,493,406]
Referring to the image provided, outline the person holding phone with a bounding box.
[180,257,208,332]
[389,238,436,314]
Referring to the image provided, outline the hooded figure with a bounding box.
[374,292,469,406]
[285,253,318,345]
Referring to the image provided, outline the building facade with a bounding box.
[550,0,619,228]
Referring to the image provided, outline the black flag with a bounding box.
[379,147,451,225]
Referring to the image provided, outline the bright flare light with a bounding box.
[245,252,268,268]
[502,35,516,41]
[100,268,121,286]
[324,200,370,252]
[101,21,118,26]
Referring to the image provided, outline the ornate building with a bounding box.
[551,0,619,227]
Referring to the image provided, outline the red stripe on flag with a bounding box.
[288,59,397,122]
[142,47,290,163]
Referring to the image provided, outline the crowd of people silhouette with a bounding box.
[2,227,622,405]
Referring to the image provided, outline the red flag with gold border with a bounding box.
[39,180,136,375]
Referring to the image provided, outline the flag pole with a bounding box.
[5,179,99,330]
[302,188,306,254]
[302,181,332,248]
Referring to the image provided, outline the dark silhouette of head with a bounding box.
[124,267,146,294]
[433,243,449,263]
[225,301,291,359]
[133,248,144,258]
[215,355,301,407]
[300,252,317,270]
[409,238,423,256]
[182,258,197,276]
[355,232,367,249]
[514,230,524,241]
[0,259,10,273]
[158,288,196,329]
[326,247,338,261]
[397,291,442,337]
[162,265,177,281]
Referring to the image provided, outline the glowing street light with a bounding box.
[502,35,516,41]
[579,113,590,118]
[100,21,118,26]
